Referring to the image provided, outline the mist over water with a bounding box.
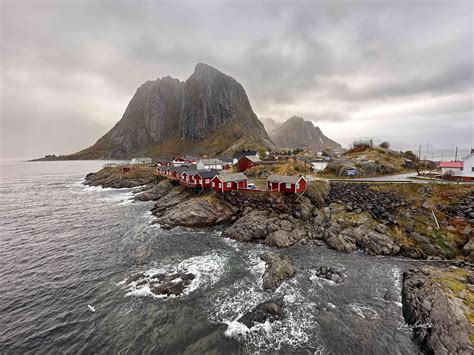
[0,160,419,353]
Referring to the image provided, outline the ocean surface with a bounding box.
[0,159,421,354]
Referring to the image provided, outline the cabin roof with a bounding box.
[232,150,258,159]
[439,161,463,168]
[213,172,247,182]
[198,158,224,165]
[239,155,261,163]
[194,170,219,179]
[267,174,306,184]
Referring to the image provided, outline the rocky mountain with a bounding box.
[259,117,280,133]
[268,116,341,151]
[68,63,274,159]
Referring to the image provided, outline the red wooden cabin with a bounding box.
[266,175,307,193]
[211,173,248,192]
[193,170,218,188]
[236,155,261,172]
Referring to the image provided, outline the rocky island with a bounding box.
[84,165,473,354]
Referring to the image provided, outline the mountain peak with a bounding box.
[68,63,274,159]
[287,116,306,123]
[269,116,341,151]
[193,62,222,76]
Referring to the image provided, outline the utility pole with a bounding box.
[455,146,458,161]
[418,145,422,160]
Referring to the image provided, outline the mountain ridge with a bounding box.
[264,116,341,151]
[62,63,274,159]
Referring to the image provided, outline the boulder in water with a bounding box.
[237,300,284,328]
[259,251,296,291]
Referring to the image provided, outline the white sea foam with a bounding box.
[348,304,379,320]
[206,263,322,352]
[124,251,228,299]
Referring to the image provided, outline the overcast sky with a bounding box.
[1,0,473,158]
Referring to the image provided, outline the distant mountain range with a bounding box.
[261,116,341,151]
[65,63,274,159]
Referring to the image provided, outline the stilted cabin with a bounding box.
[158,166,168,175]
[193,170,219,188]
[211,173,248,192]
[180,169,200,185]
[237,155,261,172]
[170,166,187,178]
[266,175,307,193]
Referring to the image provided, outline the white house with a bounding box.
[130,157,152,164]
[196,158,224,170]
[458,150,474,180]
[311,161,327,172]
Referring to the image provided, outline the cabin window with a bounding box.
[218,182,222,188]
[226,182,232,187]
[286,183,291,188]
[204,179,208,183]
[296,183,300,189]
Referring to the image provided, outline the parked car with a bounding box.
[247,183,256,190]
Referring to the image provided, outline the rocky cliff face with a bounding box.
[71,63,274,159]
[268,116,340,151]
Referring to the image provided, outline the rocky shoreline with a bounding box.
[84,168,474,352]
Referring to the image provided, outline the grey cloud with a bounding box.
[1,0,473,158]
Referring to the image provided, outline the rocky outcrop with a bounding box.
[134,180,173,201]
[126,271,195,297]
[269,116,341,150]
[402,266,474,354]
[222,210,317,248]
[313,266,344,283]
[67,63,274,159]
[324,147,409,177]
[326,183,405,224]
[259,252,296,290]
[84,167,159,188]
[237,300,284,328]
[152,194,237,229]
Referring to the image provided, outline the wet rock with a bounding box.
[237,300,284,328]
[260,251,296,291]
[314,266,344,283]
[151,272,195,296]
[134,180,172,201]
[126,272,146,284]
[402,266,474,354]
[383,289,399,302]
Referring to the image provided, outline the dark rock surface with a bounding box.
[84,169,159,188]
[259,251,296,290]
[314,266,344,283]
[402,266,474,354]
[126,271,196,297]
[222,210,316,248]
[134,180,173,201]
[237,300,284,328]
[326,183,405,224]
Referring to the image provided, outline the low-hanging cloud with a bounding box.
[1,0,472,157]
